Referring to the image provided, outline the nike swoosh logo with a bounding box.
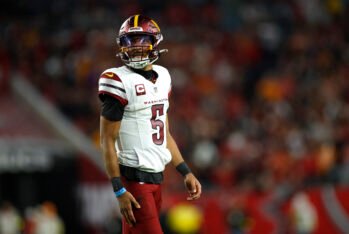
[105,73,114,77]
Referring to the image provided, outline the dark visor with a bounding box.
[119,34,154,47]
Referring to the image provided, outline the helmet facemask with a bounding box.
[117,34,162,69]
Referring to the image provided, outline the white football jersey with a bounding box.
[98,65,172,173]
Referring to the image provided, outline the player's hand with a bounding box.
[117,191,141,226]
[184,173,202,200]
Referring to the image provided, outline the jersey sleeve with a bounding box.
[98,71,128,106]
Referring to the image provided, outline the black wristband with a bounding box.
[176,162,191,177]
[111,177,124,192]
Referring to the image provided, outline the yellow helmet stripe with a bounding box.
[151,20,160,31]
[134,14,139,27]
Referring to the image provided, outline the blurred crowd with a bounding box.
[1,0,349,233]
[0,201,64,234]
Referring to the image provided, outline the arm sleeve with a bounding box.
[100,95,125,121]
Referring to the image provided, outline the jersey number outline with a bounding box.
[151,104,164,145]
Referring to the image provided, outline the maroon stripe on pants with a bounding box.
[121,178,163,234]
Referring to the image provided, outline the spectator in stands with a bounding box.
[0,201,22,234]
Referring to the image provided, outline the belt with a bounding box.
[119,164,163,184]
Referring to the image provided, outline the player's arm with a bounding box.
[166,116,202,200]
[99,96,140,227]
[100,117,122,178]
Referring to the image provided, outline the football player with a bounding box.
[98,15,202,234]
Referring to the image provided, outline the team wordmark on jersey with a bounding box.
[144,98,168,105]
[135,84,146,96]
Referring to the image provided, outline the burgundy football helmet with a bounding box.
[116,15,167,69]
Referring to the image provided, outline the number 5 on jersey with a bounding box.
[151,104,164,145]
